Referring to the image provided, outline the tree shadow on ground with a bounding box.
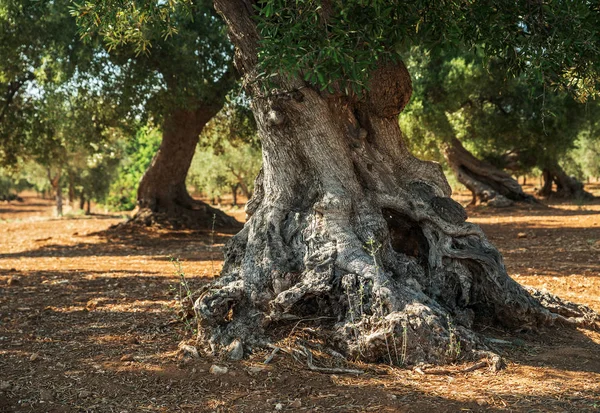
[0,207,47,216]
[467,202,600,218]
[475,223,600,279]
[1,208,599,412]
[1,264,599,413]
[0,227,237,262]
[1,268,600,392]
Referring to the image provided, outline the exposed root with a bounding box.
[528,288,600,330]
[414,350,505,375]
[301,345,365,375]
[263,341,365,375]
[264,346,280,364]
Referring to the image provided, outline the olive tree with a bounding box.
[91,1,600,365]
[191,1,600,366]
[403,50,594,205]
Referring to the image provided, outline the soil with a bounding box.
[1,185,599,413]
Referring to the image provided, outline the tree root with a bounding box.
[527,288,600,330]
[301,345,365,375]
[264,342,365,375]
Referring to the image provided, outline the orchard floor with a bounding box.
[1,186,600,413]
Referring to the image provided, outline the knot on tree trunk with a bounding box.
[364,61,412,118]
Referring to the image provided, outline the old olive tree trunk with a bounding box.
[443,137,536,207]
[133,107,239,230]
[538,162,594,200]
[196,0,598,366]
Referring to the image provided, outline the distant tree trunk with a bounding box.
[538,162,594,200]
[56,186,63,216]
[47,168,62,217]
[131,107,240,230]
[67,172,75,206]
[195,0,597,367]
[443,137,536,207]
[231,184,239,207]
[79,193,86,210]
[86,199,91,215]
[227,167,252,200]
[538,169,554,197]
[237,180,251,200]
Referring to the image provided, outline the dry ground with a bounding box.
[1,186,599,413]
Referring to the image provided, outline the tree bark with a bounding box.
[131,107,240,230]
[443,137,535,207]
[231,184,239,207]
[538,162,594,200]
[196,0,599,366]
[47,168,62,217]
[67,172,75,206]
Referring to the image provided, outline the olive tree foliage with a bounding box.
[573,108,600,180]
[0,0,88,163]
[23,82,125,215]
[75,1,600,97]
[252,0,600,98]
[0,0,132,215]
[105,126,162,211]
[188,139,261,204]
[73,0,234,115]
[0,166,32,201]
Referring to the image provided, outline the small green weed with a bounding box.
[169,257,200,336]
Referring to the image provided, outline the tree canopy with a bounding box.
[254,1,600,99]
[72,0,235,121]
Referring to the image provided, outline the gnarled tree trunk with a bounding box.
[443,137,535,207]
[196,0,598,366]
[131,107,240,230]
[538,162,594,200]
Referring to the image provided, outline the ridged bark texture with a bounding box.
[443,137,536,207]
[196,0,599,366]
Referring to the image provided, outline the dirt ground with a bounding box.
[1,185,599,413]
